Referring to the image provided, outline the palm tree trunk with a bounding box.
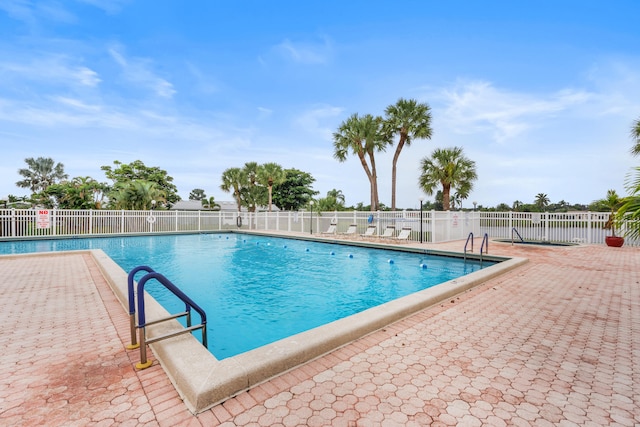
[369,150,380,211]
[443,184,451,211]
[390,137,406,211]
[356,151,377,211]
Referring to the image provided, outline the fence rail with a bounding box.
[0,208,637,247]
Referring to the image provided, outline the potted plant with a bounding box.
[602,189,624,247]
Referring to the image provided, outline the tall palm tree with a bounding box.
[418,147,477,211]
[383,98,433,210]
[534,193,550,211]
[257,162,285,212]
[241,162,264,212]
[220,167,245,212]
[632,117,640,156]
[16,157,68,193]
[333,113,388,211]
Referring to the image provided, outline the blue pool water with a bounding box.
[0,233,493,359]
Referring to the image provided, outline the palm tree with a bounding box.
[47,176,106,209]
[326,189,346,206]
[16,157,68,193]
[534,193,550,211]
[512,200,523,211]
[333,113,388,211]
[202,196,220,210]
[615,168,640,240]
[601,189,623,237]
[257,162,285,212]
[383,98,433,210]
[108,180,165,210]
[241,162,265,212]
[631,117,640,156]
[418,147,477,211]
[220,167,245,212]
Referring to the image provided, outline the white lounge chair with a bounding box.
[391,227,412,242]
[379,225,396,239]
[360,225,377,239]
[321,222,337,235]
[339,224,358,238]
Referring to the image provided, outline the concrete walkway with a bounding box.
[0,240,638,426]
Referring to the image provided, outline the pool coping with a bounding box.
[87,233,528,414]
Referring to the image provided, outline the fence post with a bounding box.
[50,209,56,236]
[545,212,549,241]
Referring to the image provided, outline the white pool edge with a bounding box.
[91,247,527,414]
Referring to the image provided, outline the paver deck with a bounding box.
[0,239,638,426]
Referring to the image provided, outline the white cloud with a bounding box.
[273,37,332,65]
[0,56,101,88]
[108,46,176,98]
[433,80,593,142]
[76,0,129,14]
[257,107,273,120]
[292,105,343,140]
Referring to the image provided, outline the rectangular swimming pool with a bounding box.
[0,233,494,359]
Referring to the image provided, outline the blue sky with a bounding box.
[1,0,639,209]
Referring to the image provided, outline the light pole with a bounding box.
[309,200,314,234]
[419,196,424,244]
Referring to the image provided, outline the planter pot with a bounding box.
[605,236,625,247]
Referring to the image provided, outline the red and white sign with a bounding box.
[37,210,51,229]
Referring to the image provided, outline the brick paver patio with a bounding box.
[0,240,638,426]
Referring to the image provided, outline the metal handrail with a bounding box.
[133,270,208,369]
[464,232,474,261]
[126,265,155,349]
[511,227,524,245]
[480,233,489,263]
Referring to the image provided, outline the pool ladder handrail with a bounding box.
[511,227,524,245]
[126,266,208,370]
[480,233,489,263]
[464,232,474,261]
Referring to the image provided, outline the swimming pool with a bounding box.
[0,233,492,359]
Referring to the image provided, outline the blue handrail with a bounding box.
[129,268,208,369]
[126,266,155,349]
[136,272,207,332]
[480,233,489,262]
[464,232,474,261]
[512,227,524,244]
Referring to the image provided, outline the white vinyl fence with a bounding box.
[0,209,637,247]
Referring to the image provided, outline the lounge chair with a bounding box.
[360,225,377,239]
[379,225,396,239]
[321,222,337,235]
[391,227,412,242]
[339,224,358,238]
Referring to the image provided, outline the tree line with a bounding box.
[4,108,639,226]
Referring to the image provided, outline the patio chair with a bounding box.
[379,225,396,240]
[321,222,338,235]
[391,227,412,242]
[360,225,377,239]
[339,224,358,238]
